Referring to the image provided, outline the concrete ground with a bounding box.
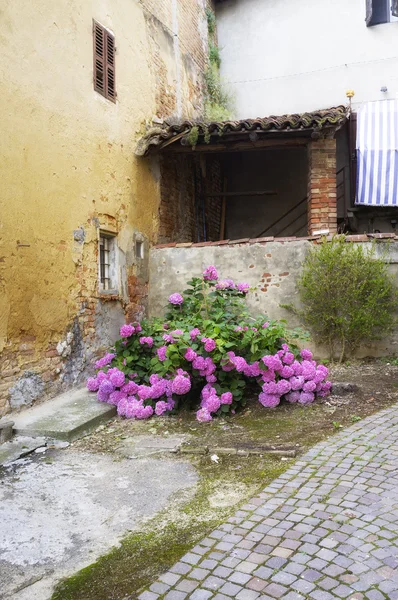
[140,405,398,600]
[0,448,197,600]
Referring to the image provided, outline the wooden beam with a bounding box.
[220,176,227,240]
[166,137,309,154]
[205,190,277,198]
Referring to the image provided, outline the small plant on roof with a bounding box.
[87,266,331,422]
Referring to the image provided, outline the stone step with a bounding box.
[9,388,116,441]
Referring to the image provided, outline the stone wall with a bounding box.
[149,235,398,358]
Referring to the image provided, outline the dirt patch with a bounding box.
[73,360,398,456]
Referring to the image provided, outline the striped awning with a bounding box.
[356,100,398,207]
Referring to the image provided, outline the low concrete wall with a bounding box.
[149,239,398,358]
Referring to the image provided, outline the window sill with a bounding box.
[98,290,121,301]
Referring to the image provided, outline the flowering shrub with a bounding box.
[87,266,331,422]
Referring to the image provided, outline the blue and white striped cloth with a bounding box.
[356,100,398,206]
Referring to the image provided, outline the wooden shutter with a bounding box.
[105,32,116,101]
[392,0,398,17]
[93,21,116,102]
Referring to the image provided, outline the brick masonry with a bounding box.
[158,154,223,244]
[307,139,338,235]
[139,405,398,600]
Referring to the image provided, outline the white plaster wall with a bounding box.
[216,0,398,117]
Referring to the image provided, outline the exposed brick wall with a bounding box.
[142,0,210,120]
[158,153,223,244]
[307,138,337,235]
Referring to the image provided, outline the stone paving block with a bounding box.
[202,576,226,591]
[219,581,243,596]
[150,582,170,594]
[159,572,181,586]
[236,590,260,600]
[164,591,187,600]
[175,579,199,593]
[190,568,211,581]
[262,582,288,598]
[190,589,214,600]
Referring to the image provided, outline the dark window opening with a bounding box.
[367,0,391,25]
[93,20,116,102]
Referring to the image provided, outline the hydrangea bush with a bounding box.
[87,266,331,422]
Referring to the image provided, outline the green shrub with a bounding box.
[294,236,398,361]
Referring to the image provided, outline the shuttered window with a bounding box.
[93,21,116,102]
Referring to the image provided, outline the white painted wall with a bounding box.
[216,0,398,118]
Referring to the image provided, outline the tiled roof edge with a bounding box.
[152,233,398,249]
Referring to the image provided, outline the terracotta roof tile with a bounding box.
[136,106,350,156]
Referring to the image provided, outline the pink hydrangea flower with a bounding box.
[171,375,191,395]
[282,352,295,365]
[300,349,313,361]
[221,392,233,405]
[87,377,100,392]
[120,324,135,338]
[163,334,173,343]
[303,380,317,393]
[216,279,235,290]
[95,353,115,369]
[302,360,316,380]
[139,336,153,348]
[184,348,197,362]
[237,282,250,293]
[259,393,280,408]
[203,265,218,281]
[196,408,212,422]
[121,381,139,395]
[290,376,305,391]
[262,322,270,328]
[155,401,168,416]
[168,293,184,305]
[262,381,278,394]
[262,355,283,372]
[108,391,126,405]
[157,346,168,361]
[276,379,291,396]
[109,369,125,388]
[205,395,221,413]
[206,375,217,383]
[189,328,201,340]
[286,391,300,403]
[192,356,206,371]
[280,365,294,379]
[298,391,315,405]
[202,337,216,352]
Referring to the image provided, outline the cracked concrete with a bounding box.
[0,449,197,600]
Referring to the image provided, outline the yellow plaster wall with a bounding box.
[0,0,207,413]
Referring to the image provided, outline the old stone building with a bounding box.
[0,0,213,415]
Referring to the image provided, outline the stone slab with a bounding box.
[0,436,47,466]
[11,388,116,441]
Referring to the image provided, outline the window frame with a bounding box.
[98,232,119,294]
[93,20,116,102]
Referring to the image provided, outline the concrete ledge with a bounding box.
[11,388,116,441]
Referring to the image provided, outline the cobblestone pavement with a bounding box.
[139,406,398,600]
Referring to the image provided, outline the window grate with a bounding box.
[99,236,111,290]
[93,21,116,102]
